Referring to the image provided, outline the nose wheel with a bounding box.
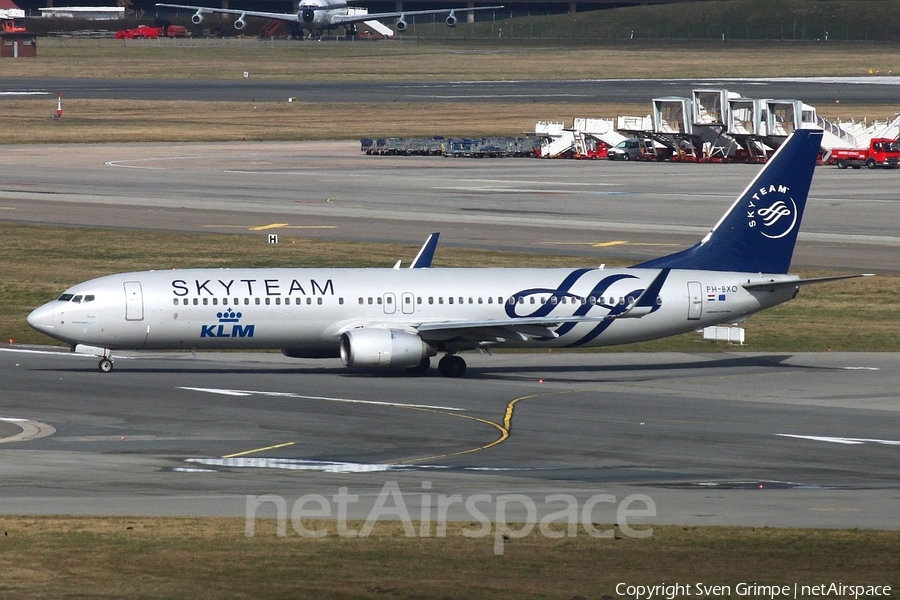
[438,354,466,378]
[98,357,114,373]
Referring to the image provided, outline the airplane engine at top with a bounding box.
[395,15,408,31]
[340,328,435,369]
[233,13,247,29]
[191,10,203,24]
[445,11,457,27]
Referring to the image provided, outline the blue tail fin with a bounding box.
[633,129,823,274]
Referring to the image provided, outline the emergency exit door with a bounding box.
[687,281,703,320]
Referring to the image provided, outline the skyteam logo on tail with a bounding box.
[747,184,797,240]
[200,309,255,338]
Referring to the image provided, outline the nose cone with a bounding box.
[26,303,58,336]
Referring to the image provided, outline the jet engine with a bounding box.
[395,15,407,31]
[300,9,315,22]
[340,328,434,369]
[445,11,457,27]
[233,13,247,29]
[191,10,204,24]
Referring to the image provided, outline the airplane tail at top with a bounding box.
[633,129,823,274]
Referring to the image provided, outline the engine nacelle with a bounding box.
[340,328,434,369]
[300,9,314,23]
[395,16,407,31]
[234,14,247,30]
[445,11,457,27]
[191,10,204,24]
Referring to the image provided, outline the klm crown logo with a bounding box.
[201,309,255,339]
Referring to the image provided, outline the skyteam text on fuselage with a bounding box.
[26,130,868,377]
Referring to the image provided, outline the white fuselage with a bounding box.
[27,266,798,355]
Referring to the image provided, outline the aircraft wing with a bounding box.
[330,5,503,26]
[156,4,301,22]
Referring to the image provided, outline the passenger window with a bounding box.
[317,298,323,305]
[173,299,179,306]
[244,298,250,305]
[339,298,344,305]
[255,298,260,305]
[449,297,454,304]
[275,298,281,305]
[203,298,209,306]
[193,298,199,306]
[212,298,218,306]
[265,298,271,305]
[359,298,364,305]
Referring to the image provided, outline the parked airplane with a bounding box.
[26,129,867,377]
[156,0,503,38]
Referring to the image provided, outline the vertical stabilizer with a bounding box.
[634,129,822,274]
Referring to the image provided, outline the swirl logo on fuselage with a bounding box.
[747,184,798,240]
[505,269,655,347]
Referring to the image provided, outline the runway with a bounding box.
[1,347,898,529]
[1,140,899,272]
[3,76,900,106]
[1,134,898,529]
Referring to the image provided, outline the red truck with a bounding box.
[826,138,900,169]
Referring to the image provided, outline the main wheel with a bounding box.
[98,358,114,373]
[438,355,466,378]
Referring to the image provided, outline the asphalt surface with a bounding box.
[2,75,900,105]
[1,348,898,529]
[1,140,898,272]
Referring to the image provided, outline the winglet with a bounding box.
[410,232,440,269]
[633,129,823,274]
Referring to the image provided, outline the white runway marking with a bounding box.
[778,434,900,446]
[179,387,465,411]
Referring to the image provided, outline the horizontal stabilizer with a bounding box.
[743,273,873,292]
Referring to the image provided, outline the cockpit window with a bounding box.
[56,293,95,303]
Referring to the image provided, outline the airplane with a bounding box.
[156,1,503,38]
[26,129,870,378]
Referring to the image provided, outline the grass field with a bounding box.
[5,224,900,351]
[0,517,897,600]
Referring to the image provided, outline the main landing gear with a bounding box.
[98,357,114,372]
[404,354,467,377]
[438,354,466,378]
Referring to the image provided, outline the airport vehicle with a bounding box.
[606,138,660,161]
[114,25,163,39]
[0,8,26,32]
[115,24,187,39]
[156,0,502,38]
[27,130,867,377]
[827,138,900,169]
